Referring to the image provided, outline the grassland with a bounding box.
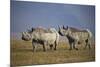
[10,39,95,66]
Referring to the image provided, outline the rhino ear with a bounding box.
[58,25,63,30]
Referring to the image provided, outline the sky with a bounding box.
[11,1,95,36]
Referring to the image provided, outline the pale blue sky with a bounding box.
[11,1,95,35]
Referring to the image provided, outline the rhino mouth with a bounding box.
[21,37,30,41]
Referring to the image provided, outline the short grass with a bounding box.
[10,39,95,66]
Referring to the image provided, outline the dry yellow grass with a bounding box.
[10,39,95,66]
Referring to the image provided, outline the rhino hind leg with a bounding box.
[69,43,73,50]
[84,39,91,49]
[32,45,35,52]
[54,41,57,50]
[43,42,46,52]
[73,42,78,50]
